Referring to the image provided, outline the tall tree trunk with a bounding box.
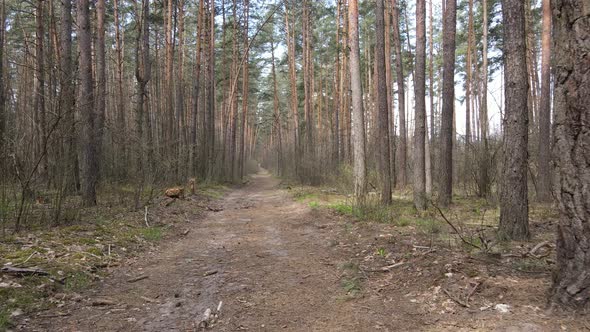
[427,0,434,194]
[302,0,314,178]
[270,34,283,176]
[133,0,151,209]
[176,0,186,179]
[333,0,341,167]
[465,0,474,170]
[114,0,126,179]
[537,0,552,202]
[376,0,392,205]
[228,0,238,180]
[549,0,590,308]
[285,2,299,176]
[498,0,530,240]
[385,1,396,190]
[349,0,367,206]
[413,0,426,210]
[392,0,406,188]
[478,0,490,198]
[96,0,106,184]
[165,0,174,163]
[35,0,47,178]
[206,0,215,178]
[191,0,204,177]
[239,0,250,180]
[439,0,457,207]
[77,0,97,206]
[0,0,4,165]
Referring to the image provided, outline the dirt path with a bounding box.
[23,170,374,331]
[21,170,585,332]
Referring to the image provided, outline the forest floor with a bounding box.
[4,169,589,331]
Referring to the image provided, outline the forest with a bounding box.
[0,0,588,330]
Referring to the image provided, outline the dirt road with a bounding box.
[24,170,378,331]
[21,170,584,332]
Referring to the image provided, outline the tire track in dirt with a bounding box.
[23,170,372,331]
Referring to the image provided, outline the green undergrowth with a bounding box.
[0,184,225,330]
[288,184,560,253]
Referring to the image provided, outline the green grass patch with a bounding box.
[141,227,163,241]
[64,271,93,291]
[330,202,354,215]
[415,218,441,234]
[308,201,320,209]
[295,192,318,202]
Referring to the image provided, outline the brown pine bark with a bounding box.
[176,0,186,177]
[439,0,457,207]
[465,0,474,152]
[392,0,406,188]
[96,0,106,182]
[165,0,174,152]
[376,0,392,205]
[498,0,530,240]
[478,0,490,197]
[285,2,300,175]
[0,0,4,161]
[133,0,151,209]
[348,0,367,206]
[206,0,216,178]
[113,0,126,177]
[537,0,552,202]
[239,0,250,179]
[333,0,341,167]
[413,0,426,210]
[77,0,97,206]
[549,0,590,308]
[427,0,434,194]
[270,34,283,176]
[34,0,47,177]
[191,0,204,177]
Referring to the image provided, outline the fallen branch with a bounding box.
[442,288,470,308]
[429,200,481,250]
[203,270,218,277]
[127,275,149,283]
[36,312,71,318]
[1,266,48,276]
[363,262,405,273]
[529,240,551,259]
[91,298,117,306]
[13,251,38,267]
[466,282,481,304]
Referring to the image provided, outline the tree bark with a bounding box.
[392,0,406,188]
[35,0,47,178]
[0,0,5,164]
[439,0,456,207]
[239,0,250,179]
[285,2,300,176]
[478,0,490,198]
[413,0,426,210]
[537,0,552,202]
[270,34,283,176]
[96,0,106,183]
[113,0,126,178]
[348,0,367,206]
[77,0,97,206]
[549,0,590,309]
[498,0,530,241]
[376,0,392,205]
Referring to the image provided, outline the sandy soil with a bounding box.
[18,170,588,331]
